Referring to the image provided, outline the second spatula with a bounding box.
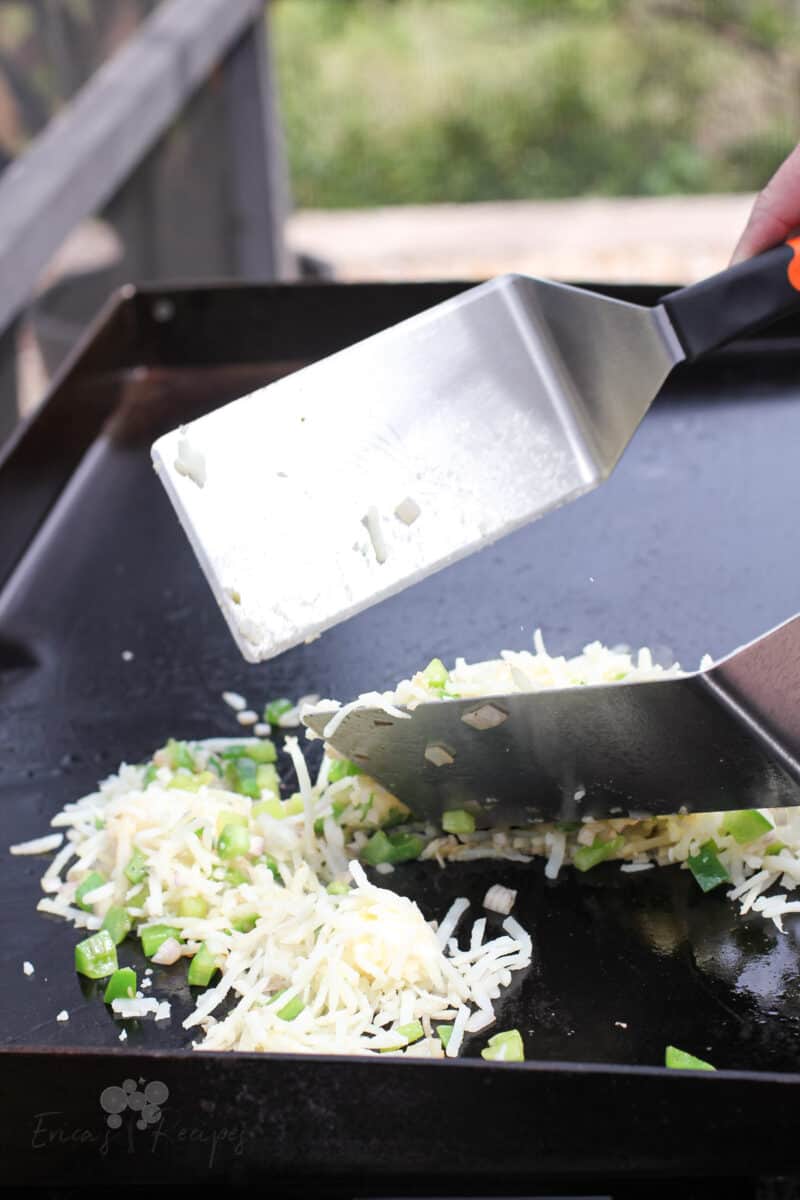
[303,615,800,826]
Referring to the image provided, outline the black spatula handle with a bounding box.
[663,237,800,361]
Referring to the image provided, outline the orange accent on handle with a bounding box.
[787,236,800,291]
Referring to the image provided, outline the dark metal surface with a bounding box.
[4,282,800,1190]
[307,614,800,822]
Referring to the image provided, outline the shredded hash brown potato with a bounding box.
[20,633,800,1057]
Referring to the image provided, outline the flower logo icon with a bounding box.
[99,1078,169,1131]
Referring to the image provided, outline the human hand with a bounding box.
[732,142,800,264]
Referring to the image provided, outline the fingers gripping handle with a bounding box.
[663,238,800,361]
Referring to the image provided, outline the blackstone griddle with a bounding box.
[3,280,800,1197]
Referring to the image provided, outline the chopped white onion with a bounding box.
[482,884,517,915]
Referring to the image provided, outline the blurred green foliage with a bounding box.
[273,0,800,207]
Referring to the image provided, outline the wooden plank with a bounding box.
[0,323,19,445]
[0,0,264,337]
[223,9,291,279]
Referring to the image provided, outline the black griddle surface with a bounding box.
[3,282,800,1189]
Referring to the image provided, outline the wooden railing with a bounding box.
[0,0,289,442]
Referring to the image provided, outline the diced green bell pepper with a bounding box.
[687,840,730,893]
[275,993,304,1021]
[263,698,293,725]
[168,770,214,792]
[217,822,250,860]
[223,866,249,887]
[104,967,137,1003]
[75,929,118,979]
[187,942,218,987]
[382,805,409,829]
[140,924,181,958]
[221,740,277,765]
[665,1044,715,1071]
[573,835,624,873]
[215,809,249,836]
[361,829,424,866]
[224,757,260,799]
[253,796,284,820]
[396,1020,424,1044]
[166,739,195,772]
[126,883,148,912]
[232,913,258,933]
[719,809,773,845]
[327,757,362,784]
[256,763,280,795]
[421,658,448,692]
[481,1029,525,1062]
[254,794,303,821]
[124,847,148,885]
[219,744,249,760]
[442,809,475,835]
[75,871,106,911]
[257,856,281,882]
[101,906,132,946]
[314,799,349,835]
[178,895,209,918]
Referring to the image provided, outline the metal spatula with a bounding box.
[303,615,800,824]
[152,242,800,663]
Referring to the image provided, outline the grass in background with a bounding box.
[273,0,800,208]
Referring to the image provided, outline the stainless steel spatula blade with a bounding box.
[151,244,800,662]
[303,615,800,824]
[151,275,682,661]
